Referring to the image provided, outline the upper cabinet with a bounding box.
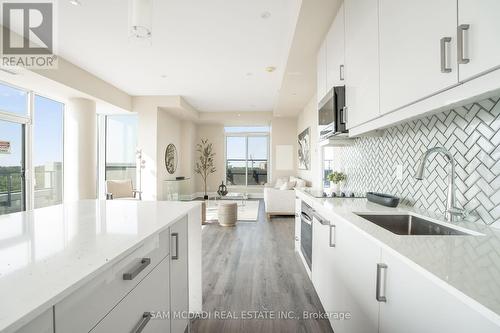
[317,4,345,103]
[326,3,345,89]
[344,0,380,128]
[458,0,500,82]
[379,0,458,114]
[317,40,328,102]
[316,0,500,136]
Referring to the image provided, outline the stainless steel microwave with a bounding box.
[318,86,347,140]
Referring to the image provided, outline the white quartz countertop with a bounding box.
[296,189,500,322]
[0,200,201,332]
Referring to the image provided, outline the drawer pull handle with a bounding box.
[132,312,152,333]
[172,232,179,260]
[376,263,388,302]
[123,258,151,280]
[329,225,336,247]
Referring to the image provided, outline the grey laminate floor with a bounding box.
[191,200,333,333]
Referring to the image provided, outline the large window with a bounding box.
[0,83,28,116]
[323,147,335,188]
[225,127,269,187]
[0,120,24,214]
[105,115,138,187]
[33,95,64,209]
[0,82,64,215]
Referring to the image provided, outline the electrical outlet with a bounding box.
[395,164,403,181]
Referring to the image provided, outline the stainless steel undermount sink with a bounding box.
[355,214,473,236]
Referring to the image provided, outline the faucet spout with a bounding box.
[414,147,465,222]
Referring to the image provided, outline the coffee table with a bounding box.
[210,192,248,206]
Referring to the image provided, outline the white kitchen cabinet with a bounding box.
[55,230,170,333]
[311,214,348,332]
[334,217,381,333]
[326,3,345,89]
[344,0,380,128]
[311,217,334,311]
[295,197,301,252]
[16,309,53,333]
[458,0,500,82]
[379,0,458,115]
[169,217,189,333]
[379,248,500,333]
[90,257,171,333]
[317,40,328,102]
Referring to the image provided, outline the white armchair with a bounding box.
[264,176,307,219]
[106,180,142,200]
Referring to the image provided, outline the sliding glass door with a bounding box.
[0,120,25,214]
[105,115,138,187]
[0,82,65,215]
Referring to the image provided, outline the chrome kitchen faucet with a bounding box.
[415,147,467,222]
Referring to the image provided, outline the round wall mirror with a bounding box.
[165,143,177,174]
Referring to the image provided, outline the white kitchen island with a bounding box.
[0,200,202,333]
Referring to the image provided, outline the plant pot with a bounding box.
[330,182,340,194]
[203,195,209,200]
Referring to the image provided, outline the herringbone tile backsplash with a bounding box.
[335,96,500,226]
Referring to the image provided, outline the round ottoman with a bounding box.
[218,202,238,227]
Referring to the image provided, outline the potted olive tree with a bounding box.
[327,171,346,195]
[194,138,216,200]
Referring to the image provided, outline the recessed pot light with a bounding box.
[265,66,276,73]
[160,74,167,79]
[69,0,82,5]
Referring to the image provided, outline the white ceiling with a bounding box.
[57,0,301,112]
[274,0,341,117]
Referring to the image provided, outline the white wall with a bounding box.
[135,99,158,200]
[180,120,197,196]
[271,117,297,182]
[296,95,321,188]
[157,110,181,199]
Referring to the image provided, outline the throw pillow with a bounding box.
[280,181,295,190]
[295,179,307,188]
[274,177,288,189]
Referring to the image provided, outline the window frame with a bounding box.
[0,80,65,211]
[224,129,270,188]
[102,114,139,194]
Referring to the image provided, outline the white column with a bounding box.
[64,98,97,201]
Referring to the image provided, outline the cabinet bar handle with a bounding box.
[376,263,388,302]
[340,64,345,81]
[123,258,151,280]
[457,24,470,64]
[440,37,452,73]
[171,232,179,260]
[340,106,347,124]
[132,312,152,333]
[329,225,336,247]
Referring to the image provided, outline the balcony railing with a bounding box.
[226,159,268,186]
[0,170,62,214]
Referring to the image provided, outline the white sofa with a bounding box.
[264,176,308,219]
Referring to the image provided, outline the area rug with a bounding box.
[205,200,260,222]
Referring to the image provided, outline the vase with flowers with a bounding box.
[327,171,347,195]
